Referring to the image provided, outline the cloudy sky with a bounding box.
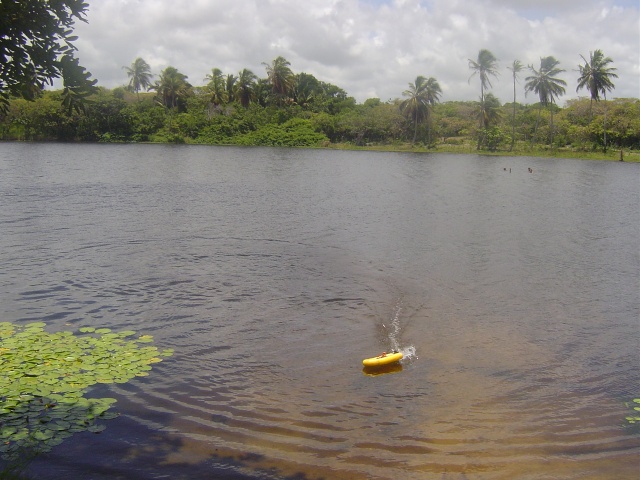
[71,0,639,104]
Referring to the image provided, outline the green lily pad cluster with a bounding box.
[0,322,173,460]
[625,398,640,424]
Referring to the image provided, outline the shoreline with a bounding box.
[326,142,639,162]
[2,139,638,162]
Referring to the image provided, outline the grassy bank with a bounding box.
[328,140,639,162]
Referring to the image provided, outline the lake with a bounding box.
[1,143,638,479]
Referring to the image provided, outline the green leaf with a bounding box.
[25,322,46,329]
[46,437,66,447]
[0,426,17,436]
[32,430,54,441]
[10,430,29,441]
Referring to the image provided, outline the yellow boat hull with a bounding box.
[362,351,403,367]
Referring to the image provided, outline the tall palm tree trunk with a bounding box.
[477,89,483,150]
[549,103,555,149]
[531,105,542,148]
[603,93,608,152]
[510,85,516,151]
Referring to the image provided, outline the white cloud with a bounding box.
[71,0,639,104]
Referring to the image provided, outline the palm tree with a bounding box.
[235,68,257,108]
[468,49,499,148]
[254,78,272,107]
[477,93,504,151]
[400,75,442,144]
[576,49,617,151]
[123,57,153,100]
[293,73,321,109]
[225,74,237,103]
[478,93,502,127]
[204,67,226,106]
[507,59,524,151]
[153,66,191,110]
[263,56,294,105]
[525,56,566,147]
[468,49,499,103]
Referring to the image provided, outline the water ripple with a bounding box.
[1,144,638,479]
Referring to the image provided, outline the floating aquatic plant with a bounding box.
[625,398,640,424]
[0,321,173,460]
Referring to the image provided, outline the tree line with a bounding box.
[1,50,637,152]
[0,0,636,152]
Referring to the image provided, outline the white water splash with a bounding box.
[400,345,417,363]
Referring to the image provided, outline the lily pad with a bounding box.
[25,322,47,329]
[0,322,174,461]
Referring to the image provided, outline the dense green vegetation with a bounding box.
[1,79,637,157]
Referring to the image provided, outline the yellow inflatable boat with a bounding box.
[362,351,403,367]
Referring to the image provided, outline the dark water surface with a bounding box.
[1,143,638,479]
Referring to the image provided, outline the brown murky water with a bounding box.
[1,143,638,479]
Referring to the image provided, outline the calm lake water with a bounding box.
[1,143,638,479]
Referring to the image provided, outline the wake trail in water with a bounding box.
[386,300,402,351]
[384,298,417,363]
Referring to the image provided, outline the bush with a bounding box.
[234,118,328,147]
[482,126,506,151]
